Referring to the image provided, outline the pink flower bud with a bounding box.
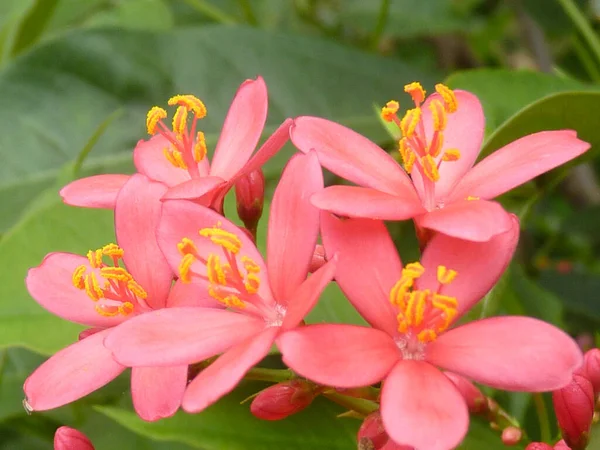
[309,244,327,273]
[444,372,487,414]
[357,411,413,449]
[582,348,600,396]
[553,373,595,450]
[54,427,94,450]
[501,426,522,446]
[554,439,571,450]
[250,380,315,421]
[525,443,553,450]
[234,169,265,233]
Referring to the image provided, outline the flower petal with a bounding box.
[416,198,513,242]
[311,186,424,220]
[320,213,399,335]
[26,253,127,327]
[290,116,415,195]
[54,427,94,450]
[210,77,268,180]
[115,174,173,309]
[59,174,130,209]
[182,327,278,413]
[426,316,583,391]
[161,176,226,203]
[166,279,223,308]
[268,152,323,299]
[24,329,125,411]
[450,130,591,201]
[282,256,337,330]
[417,214,519,318]
[278,324,399,387]
[131,365,188,421]
[380,360,468,450]
[104,307,264,366]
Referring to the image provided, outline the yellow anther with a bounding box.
[245,273,260,294]
[397,316,409,334]
[404,82,426,105]
[432,294,458,309]
[404,150,416,174]
[102,244,124,258]
[168,95,207,119]
[417,329,437,343]
[442,149,461,162]
[146,106,167,135]
[429,99,447,132]
[241,256,260,274]
[435,84,458,113]
[199,227,242,254]
[86,249,103,268]
[428,132,444,158]
[400,108,421,138]
[193,131,207,163]
[95,304,118,317]
[206,254,227,285]
[163,147,188,169]
[127,280,148,299]
[437,266,458,285]
[177,237,198,256]
[118,302,135,315]
[84,273,104,301]
[100,266,132,282]
[398,138,409,162]
[208,286,246,309]
[72,265,87,289]
[404,291,419,325]
[466,196,480,201]
[172,106,189,136]
[389,277,411,308]
[421,154,440,182]
[402,262,425,279]
[179,253,196,283]
[381,100,399,122]
[413,290,428,327]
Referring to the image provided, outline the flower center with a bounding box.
[72,244,147,317]
[381,82,461,210]
[388,261,458,344]
[146,94,209,178]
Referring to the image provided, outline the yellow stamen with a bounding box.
[194,131,207,162]
[163,147,188,169]
[245,273,260,294]
[437,266,458,284]
[241,256,261,273]
[168,95,207,119]
[389,277,411,308]
[146,106,167,135]
[102,244,124,258]
[87,249,102,268]
[421,154,440,182]
[84,272,104,301]
[428,132,444,158]
[429,99,447,132]
[172,106,189,136]
[400,108,421,138]
[417,329,437,343]
[72,265,87,289]
[208,286,246,309]
[127,280,148,299]
[179,254,196,283]
[404,150,416,174]
[100,266,132,282]
[381,101,399,122]
[435,84,458,113]
[402,262,425,279]
[404,82,426,105]
[206,254,227,285]
[178,237,198,256]
[466,196,480,201]
[95,305,118,317]
[398,138,409,163]
[199,227,242,254]
[442,149,461,162]
[119,302,135,315]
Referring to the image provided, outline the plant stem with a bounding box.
[323,391,379,417]
[182,0,237,24]
[244,367,295,383]
[556,0,600,67]
[371,0,390,51]
[533,393,551,443]
[238,0,258,25]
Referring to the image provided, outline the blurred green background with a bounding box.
[2,0,600,448]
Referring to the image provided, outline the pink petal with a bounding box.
[416,198,513,242]
[450,130,591,201]
[26,253,127,327]
[157,199,274,303]
[427,316,583,391]
[311,186,424,220]
[104,307,265,366]
[278,324,399,387]
[282,256,337,330]
[131,365,188,421]
[210,77,268,179]
[59,174,130,209]
[268,152,323,300]
[320,213,399,335]
[161,176,226,203]
[24,329,125,411]
[412,90,485,202]
[290,116,415,195]
[115,174,173,310]
[380,360,468,450]
[182,327,278,413]
[417,214,519,319]
[166,279,223,308]
[54,427,94,450]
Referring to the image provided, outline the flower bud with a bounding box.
[234,169,265,233]
[357,411,413,450]
[444,372,487,414]
[525,443,553,450]
[501,426,522,446]
[553,373,595,450]
[582,348,600,396]
[554,439,571,450]
[250,379,315,421]
[54,427,94,450]
[309,244,327,273]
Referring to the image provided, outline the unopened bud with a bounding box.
[553,373,595,450]
[554,439,571,450]
[582,349,600,396]
[234,169,265,233]
[356,411,413,450]
[444,372,487,414]
[502,426,522,446]
[309,244,327,273]
[525,444,553,450]
[54,427,94,450]
[250,380,316,421]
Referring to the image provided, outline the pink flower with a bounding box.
[278,213,582,450]
[24,174,214,421]
[61,77,291,212]
[104,152,336,413]
[54,427,94,450]
[290,82,590,242]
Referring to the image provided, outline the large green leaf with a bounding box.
[0,25,431,232]
[97,381,359,450]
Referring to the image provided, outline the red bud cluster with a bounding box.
[250,379,316,421]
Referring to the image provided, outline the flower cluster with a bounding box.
[26,78,593,449]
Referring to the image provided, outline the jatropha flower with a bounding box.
[278,213,582,450]
[60,77,291,211]
[290,82,590,242]
[105,152,336,413]
[24,174,214,421]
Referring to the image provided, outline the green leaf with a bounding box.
[539,269,600,321]
[97,381,359,449]
[0,25,432,232]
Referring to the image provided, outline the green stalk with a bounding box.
[533,393,552,443]
[371,0,390,51]
[238,0,258,26]
[182,0,237,24]
[556,0,600,66]
[244,367,295,383]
